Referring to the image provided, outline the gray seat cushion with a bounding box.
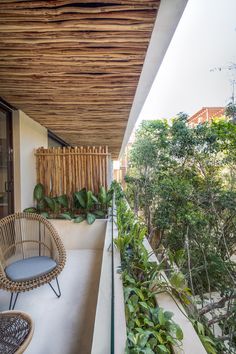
[5,256,57,282]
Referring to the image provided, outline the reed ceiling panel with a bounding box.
[0,0,160,158]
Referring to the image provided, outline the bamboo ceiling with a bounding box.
[0,0,160,158]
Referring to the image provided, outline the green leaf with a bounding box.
[164,311,174,320]
[155,332,164,344]
[175,325,183,341]
[148,337,157,349]
[75,188,87,208]
[94,210,105,218]
[158,308,165,326]
[137,333,149,348]
[87,191,95,209]
[44,196,57,212]
[196,321,205,336]
[98,186,107,204]
[74,215,85,223]
[157,344,170,353]
[133,288,145,300]
[139,302,150,311]
[59,213,72,220]
[57,195,68,208]
[129,294,139,307]
[169,272,186,289]
[127,303,135,313]
[37,199,46,211]
[92,195,98,203]
[87,212,96,225]
[143,318,154,327]
[23,207,37,213]
[128,332,137,345]
[33,183,45,201]
[106,190,113,202]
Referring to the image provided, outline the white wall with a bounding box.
[13,110,48,211]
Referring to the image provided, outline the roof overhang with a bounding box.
[0,0,188,159]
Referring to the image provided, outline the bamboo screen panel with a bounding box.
[35,146,109,196]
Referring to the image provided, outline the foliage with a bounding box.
[225,102,236,122]
[24,183,112,224]
[125,115,236,352]
[113,183,184,353]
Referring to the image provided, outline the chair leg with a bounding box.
[48,277,61,298]
[9,292,19,310]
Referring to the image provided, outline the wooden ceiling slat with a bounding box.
[0,0,160,158]
[0,1,158,10]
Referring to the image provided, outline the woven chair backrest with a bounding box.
[0,213,57,268]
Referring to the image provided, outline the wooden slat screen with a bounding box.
[35,146,109,196]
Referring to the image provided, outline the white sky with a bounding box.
[138,0,236,123]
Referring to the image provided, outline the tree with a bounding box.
[125,115,236,352]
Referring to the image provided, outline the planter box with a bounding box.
[50,219,107,250]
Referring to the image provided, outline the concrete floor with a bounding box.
[0,249,103,354]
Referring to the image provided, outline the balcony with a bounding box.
[0,219,112,354]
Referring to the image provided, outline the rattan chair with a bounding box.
[0,310,34,354]
[0,213,66,310]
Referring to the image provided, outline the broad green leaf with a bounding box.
[133,288,145,300]
[87,191,94,209]
[74,215,85,223]
[157,344,170,353]
[94,210,106,218]
[106,190,113,202]
[59,213,72,220]
[169,272,186,289]
[196,321,205,335]
[98,186,107,204]
[141,348,155,354]
[164,311,174,320]
[57,194,68,208]
[137,333,149,348]
[87,212,96,224]
[127,303,135,313]
[92,195,98,203]
[139,302,150,311]
[44,196,57,212]
[148,337,157,349]
[75,188,87,208]
[144,318,154,327]
[129,294,139,307]
[155,332,164,344]
[127,332,137,345]
[175,325,183,341]
[158,308,165,326]
[33,183,44,201]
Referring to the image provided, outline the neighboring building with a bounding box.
[188,107,225,127]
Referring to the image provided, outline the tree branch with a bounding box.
[199,293,236,316]
[208,311,234,326]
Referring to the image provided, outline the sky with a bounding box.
[138,0,236,123]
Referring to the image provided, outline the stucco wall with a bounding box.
[13,110,48,211]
